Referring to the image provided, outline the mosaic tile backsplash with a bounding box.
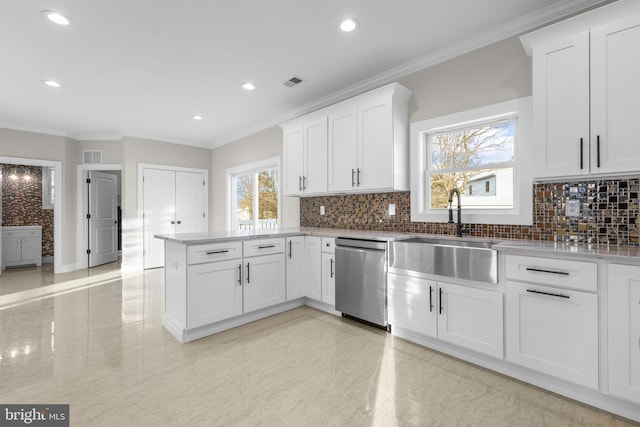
[2,164,54,256]
[300,178,639,247]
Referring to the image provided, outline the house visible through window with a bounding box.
[228,158,280,231]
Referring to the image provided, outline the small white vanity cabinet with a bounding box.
[320,237,336,306]
[505,254,599,389]
[2,226,42,268]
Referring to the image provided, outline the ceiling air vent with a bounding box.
[83,150,103,164]
[283,76,304,88]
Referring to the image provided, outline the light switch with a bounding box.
[388,203,396,216]
[565,199,580,217]
[320,206,325,215]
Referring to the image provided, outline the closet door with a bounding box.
[143,168,176,269]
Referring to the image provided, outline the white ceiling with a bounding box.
[0,0,607,149]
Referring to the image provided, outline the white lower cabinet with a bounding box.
[187,259,243,329]
[321,253,335,306]
[506,281,598,389]
[285,236,306,300]
[388,273,503,358]
[243,252,286,314]
[607,263,640,404]
[304,237,322,301]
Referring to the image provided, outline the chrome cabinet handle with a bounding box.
[526,289,569,299]
[246,262,250,284]
[525,267,569,276]
[238,264,242,285]
[298,176,302,191]
[351,169,355,187]
[288,240,292,259]
[330,258,334,278]
[357,168,361,186]
[258,244,276,249]
[302,175,307,190]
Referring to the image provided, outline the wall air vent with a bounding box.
[283,76,304,88]
[83,150,103,164]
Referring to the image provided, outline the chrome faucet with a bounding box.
[448,188,469,237]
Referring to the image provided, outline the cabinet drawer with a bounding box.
[243,237,285,257]
[3,229,42,238]
[505,254,597,292]
[187,241,242,265]
[321,237,335,253]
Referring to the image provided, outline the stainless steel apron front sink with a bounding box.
[389,237,498,284]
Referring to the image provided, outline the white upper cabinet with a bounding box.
[523,1,640,179]
[282,116,328,196]
[284,82,412,196]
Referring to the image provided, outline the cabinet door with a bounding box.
[506,281,598,389]
[2,238,21,264]
[608,264,640,403]
[21,237,41,264]
[303,116,328,194]
[285,237,305,301]
[175,171,206,234]
[304,236,322,301]
[357,95,394,190]
[388,273,437,338]
[591,17,640,174]
[532,32,590,178]
[321,253,335,306]
[283,124,304,196]
[187,259,243,328]
[438,282,503,358]
[327,106,358,192]
[244,253,286,313]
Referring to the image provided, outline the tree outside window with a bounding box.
[234,168,279,230]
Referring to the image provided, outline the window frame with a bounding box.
[410,97,533,225]
[226,157,281,231]
[42,166,55,209]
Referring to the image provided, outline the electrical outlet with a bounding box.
[320,206,325,215]
[388,203,396,216]
[565,199,580,217]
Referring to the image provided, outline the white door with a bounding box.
[243,253,286,313]
[143,168,176,269]
[321,252,335,306]
[304,236,322,301]
[532,32,590,178]
[88,171,118,267]
[357,95,394,190]
[388,273,437,338]
[608,264,640,403]
[303,116,328,194]
[175,171,205,234]
[285,237,305,301]
[327,106,358,192]
[437,282,504,358]
[283,124,304,196]
[591,16,640,174]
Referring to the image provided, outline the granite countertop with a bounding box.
[155,227,640,263]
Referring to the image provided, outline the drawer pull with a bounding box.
[526,289,569,299]
[439,287,443,315]
[525,267,569,276]
[238,264,242,285]
[429,285,433,313]
[206,249,229,255]
[257,244,276,249]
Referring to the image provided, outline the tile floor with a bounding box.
[0,264,636,426]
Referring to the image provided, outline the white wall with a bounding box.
[210,126,299,231]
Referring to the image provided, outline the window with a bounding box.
[42,166,55,209]
[227,158,280,231]
[410,97,533,225]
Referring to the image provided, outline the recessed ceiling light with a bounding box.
[43,80,62,88]
[192,115,203,120]
[241,82,256,91]
[42,10,71,26]
[339,18,359,32]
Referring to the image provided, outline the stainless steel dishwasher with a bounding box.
[335,237,388,329]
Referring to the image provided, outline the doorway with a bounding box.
[77,164,122,270]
